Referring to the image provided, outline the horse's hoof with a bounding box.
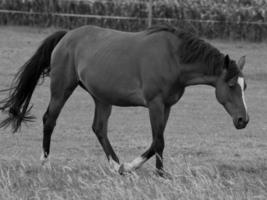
[41,161,51,170]
[40,154,50,168]
[40,158,48,166]
[118,163,131,174]
[118,164,125,175]
[109,158,120,173]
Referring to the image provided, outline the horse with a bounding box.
[0,25,249,176]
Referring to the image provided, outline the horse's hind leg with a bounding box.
[41,66,78,164]
[92,100,120,171]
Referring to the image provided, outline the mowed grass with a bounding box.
[0,26,267,200]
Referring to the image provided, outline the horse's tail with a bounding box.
[0,30,67,132]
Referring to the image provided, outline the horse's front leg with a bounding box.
[92,100,120,172]
[119,97,170,176]
[155,105,170,176]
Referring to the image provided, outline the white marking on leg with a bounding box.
[122,156,146,172]
[237,77,248,114]
[40,152,49,165]
[109,157,120,172]
[40,152,51,170]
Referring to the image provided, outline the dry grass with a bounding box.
[0,158,267,200]
[0,26,267,200]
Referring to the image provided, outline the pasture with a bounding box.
[0,26,267,200]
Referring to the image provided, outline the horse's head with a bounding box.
[215,55,249,129]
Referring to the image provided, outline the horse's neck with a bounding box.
[184,75,217,87]
[181,62,219,87]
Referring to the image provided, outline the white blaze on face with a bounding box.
[237,77,248,114]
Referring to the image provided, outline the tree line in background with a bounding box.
[0,0,266,41]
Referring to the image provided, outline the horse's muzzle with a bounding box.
[234,115,249,129]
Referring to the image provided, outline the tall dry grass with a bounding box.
[0,156,266,200]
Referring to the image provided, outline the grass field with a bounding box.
[0,26,267,200]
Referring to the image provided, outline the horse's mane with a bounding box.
[146,25,240,78]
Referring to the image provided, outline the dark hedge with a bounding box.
[0,0,266,41]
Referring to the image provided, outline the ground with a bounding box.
[0,26,267,200]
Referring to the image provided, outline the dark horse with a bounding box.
[0,25,249,175]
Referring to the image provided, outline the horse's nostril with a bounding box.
[237,117,244,124]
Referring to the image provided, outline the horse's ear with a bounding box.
[223,55,230,70]
[237,56,246,71]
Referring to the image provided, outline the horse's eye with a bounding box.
[228,77,237,88]
[228,82,236,88]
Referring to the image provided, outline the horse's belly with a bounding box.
[92,86,147,107]
[79,71,147,107]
